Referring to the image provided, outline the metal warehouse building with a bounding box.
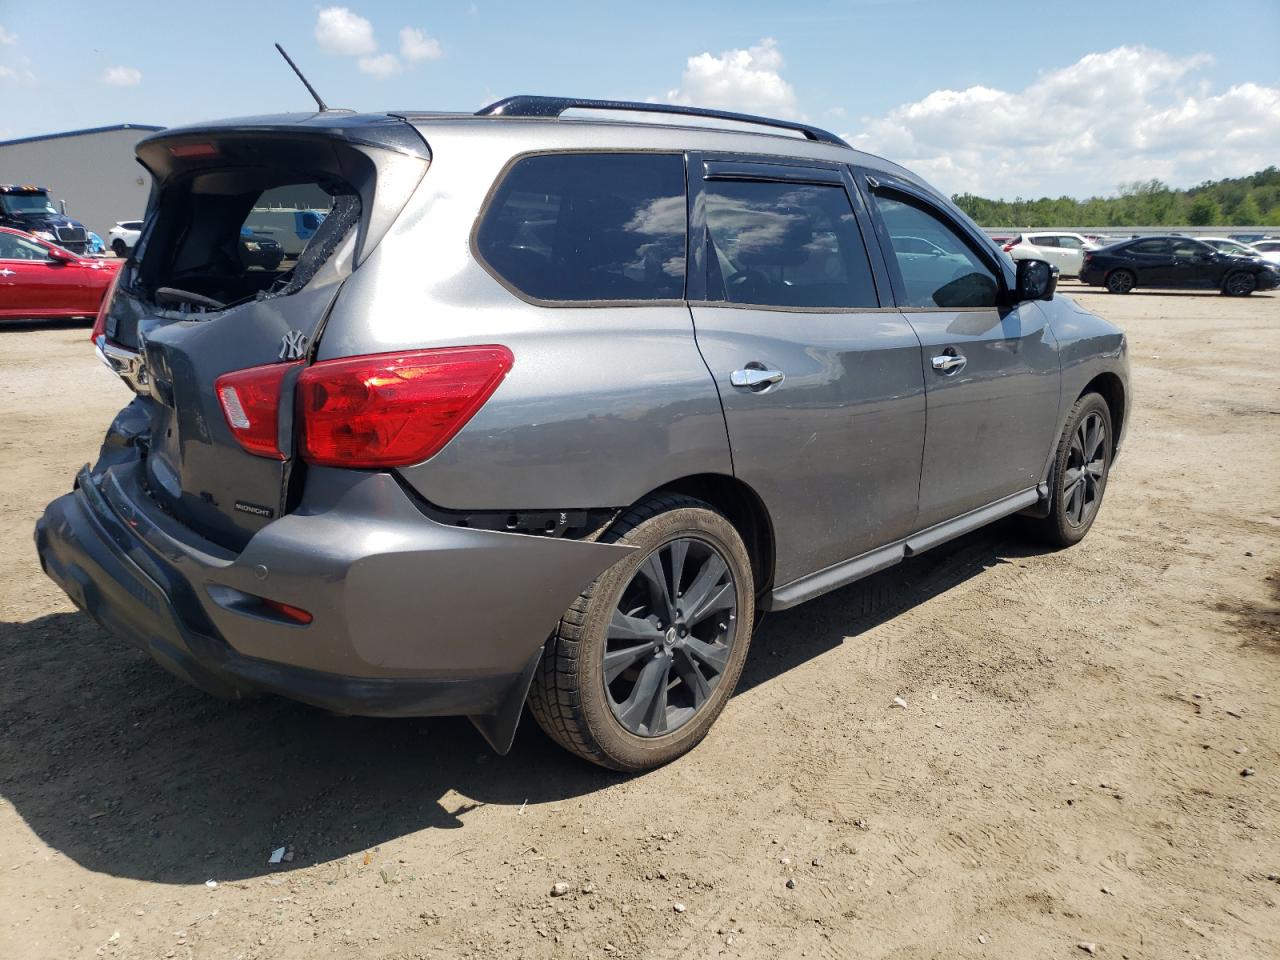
[0,123,164,240]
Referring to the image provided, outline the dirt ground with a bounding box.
[1,282,1277,960]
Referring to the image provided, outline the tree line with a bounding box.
[953,167,1280,229]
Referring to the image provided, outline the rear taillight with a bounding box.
[215,361,302,459]
[1002,242,1016,252]
[1083,253,1094,265]
[297,346,514,468]
[90,269,122,342]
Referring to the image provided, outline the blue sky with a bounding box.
[2,1,1277,198]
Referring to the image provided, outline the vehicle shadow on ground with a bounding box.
[0,521,1041,885]
[1066,287,1276,299]
[0,318,94,331]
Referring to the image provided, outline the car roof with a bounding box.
[143,107,934,197]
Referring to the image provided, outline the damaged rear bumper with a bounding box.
[34,460,631,752]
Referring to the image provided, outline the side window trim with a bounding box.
[687,153,886,312]
[857,168,1009,311]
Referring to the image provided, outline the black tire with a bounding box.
[111,239,128,258]
[1223,271,1256,296]
[1105,269,1135,294]
[527,494,755,771]
[1026,392,1112,547]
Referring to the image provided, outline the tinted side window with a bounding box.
[1129,239,1170,256]
[1056,235,1083,249]
[0,233,50,260]
[703,180,877,308]
[1171,238,1210,258]
[872,193,1000,308]
[1031,235,1059,248]
[476,153,686,302]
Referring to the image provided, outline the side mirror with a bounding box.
[1014,258,1057,302]
[46,246,76,264]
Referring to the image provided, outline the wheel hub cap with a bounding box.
[603,536,738,738]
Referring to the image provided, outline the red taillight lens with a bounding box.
[1083,253,1094,264]
[215,361,302,459]
[91,269,122,342]
[297,346,514,468]
[1002,242,1016,252]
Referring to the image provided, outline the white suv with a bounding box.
[1004,232,1096,277]
[107,220,143,258]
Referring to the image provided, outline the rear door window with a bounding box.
[869,191,1000,308]
[1030,235,1059,248]
[475,152,687,302]
[702,179,878,308]
[1129,239,1171,256]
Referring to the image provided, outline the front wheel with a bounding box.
[1026,392,1112,547]
[111,239,128,258]
[1223,271,1256,296]
[527,494,754,771]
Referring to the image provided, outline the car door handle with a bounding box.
[931,353,967,373]
[730,365,785,389]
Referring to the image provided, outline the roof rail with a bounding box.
[475,95,849,148]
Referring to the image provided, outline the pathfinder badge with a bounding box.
[279,329,309,361]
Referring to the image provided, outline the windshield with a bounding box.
[1,194,58,217]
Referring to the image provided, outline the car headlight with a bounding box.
[34,230,55,241]
[243,241,260,251]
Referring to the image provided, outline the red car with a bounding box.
[0,226,121,321]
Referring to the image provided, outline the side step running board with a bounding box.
[766,487,1041,611]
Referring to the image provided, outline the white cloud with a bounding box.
[358,52,401,78]
[666,38,798,119]
[0,25,17,46]
[846,46,1280,198]
[100,65,142,87]
[400,26,442,62]
[315,6,377,56]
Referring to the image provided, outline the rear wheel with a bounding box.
[1105,269,1135,294]
[527,494,754,771]
[1026,392,1112,547]
[111,239,128,258]
[1223,271,1256,296]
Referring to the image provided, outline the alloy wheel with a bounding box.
[1063,411,1107,528]
[1226,272,1255,296]
[1107,271,1133,294]
[603,537,738,737]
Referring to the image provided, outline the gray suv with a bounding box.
[35,97,1129,770]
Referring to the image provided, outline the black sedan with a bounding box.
[238,227,284,271]
[1079,236,1278,296]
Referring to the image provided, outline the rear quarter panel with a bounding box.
[316,127,732,511]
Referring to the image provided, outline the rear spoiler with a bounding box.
[134,114,430,266]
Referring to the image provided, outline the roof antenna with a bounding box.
[275,43,329,112]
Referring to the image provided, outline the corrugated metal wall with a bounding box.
[0,128,157,240]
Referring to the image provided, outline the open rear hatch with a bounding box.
[97,117,430,550]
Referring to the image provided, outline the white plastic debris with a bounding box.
[891,696,908,709]
[205,879,218,889]
[268,846,286,865]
